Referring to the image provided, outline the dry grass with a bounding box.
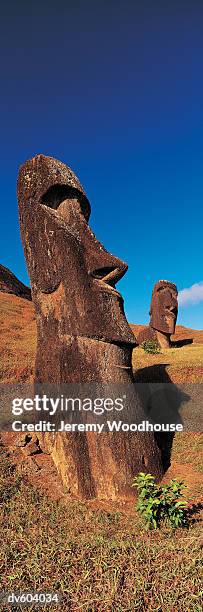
[1,293,203,384]
[0,293,36,383]
[0,445,202,612]
[0,293,203,611]
[132,341,203,502]
[132,344,203,384]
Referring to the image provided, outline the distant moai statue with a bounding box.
[18,154,163,500]
[137,280,178,349]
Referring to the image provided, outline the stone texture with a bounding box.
[150,280,178,336]
[137,280,178,349]
[136,325,157,346]
[0,264,31,300]
[12,433,42,455]
[18,154,163,499]
[22,440,41,456]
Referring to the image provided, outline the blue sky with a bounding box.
[1,1,203,328]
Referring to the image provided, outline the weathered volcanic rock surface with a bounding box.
[135,325,157,346]
[0,264,31,300]
[17,154,164,500]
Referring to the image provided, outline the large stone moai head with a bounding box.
[18,154,136,383]
[17,155,163,500]
[150,280,178,347]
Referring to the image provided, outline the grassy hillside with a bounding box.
[132,342,203,384]
[0,442,202,612]
[1,291,203,384]
[0,291,202,611]
[0,290,202,499]
[0,292,36,383]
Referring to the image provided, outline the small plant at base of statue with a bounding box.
[141,340,160,354]
[132,472,188,530]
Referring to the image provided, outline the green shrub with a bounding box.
[140,340,160,354]
[132,472,187,529]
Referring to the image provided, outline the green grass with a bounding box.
[0,445,202,612]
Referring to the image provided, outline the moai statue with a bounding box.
[137,280,178,349]
[18,155,163,499]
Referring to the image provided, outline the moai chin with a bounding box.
[18,154,163,499]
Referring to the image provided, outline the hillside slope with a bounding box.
[0,291,202,384]
[0,292,36,383]
[0,264,31,301]
[0,291,202,505]
[130,323,203,345]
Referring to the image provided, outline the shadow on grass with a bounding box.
[171,338,193,348]
[186,502,203,525]
[134,364,190,473]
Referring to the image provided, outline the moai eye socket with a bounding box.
[41,184,90,221]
